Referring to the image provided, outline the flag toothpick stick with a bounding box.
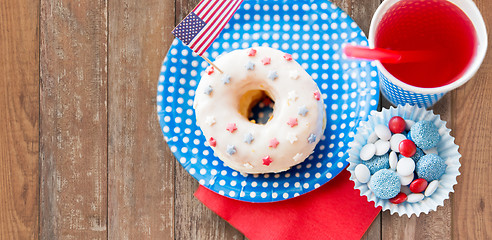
[201,55,223,74]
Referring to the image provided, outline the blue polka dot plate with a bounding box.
[157,0,379,202]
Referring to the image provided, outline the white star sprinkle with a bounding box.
[289,70,300,80]
[298,105,308,116]
[288,91,298,102]
[205,116,216,126]
[287,132,298,144]
[293,153,303,162]
[243,163,253,169]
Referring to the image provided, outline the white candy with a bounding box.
[354,164,371,183]
[407,193,425,203]
[375,125,392,141]
[423,147,438,155]
[390,133,407,152]
[399,173,414,185]
[405,120,415,131]
[360,143,376,161]
[425,180,439,197]
[374,140,390,156]
[397,157,415,177]
[367,132,379,144]
[389,151,398,170]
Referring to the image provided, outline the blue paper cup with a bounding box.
[368,0,488,108]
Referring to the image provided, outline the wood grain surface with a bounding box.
[0,0,491,239]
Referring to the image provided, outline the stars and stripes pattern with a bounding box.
[172,0,243,56]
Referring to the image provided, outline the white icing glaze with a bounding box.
[194,47,326,173]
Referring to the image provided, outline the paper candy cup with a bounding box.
[347,104,461,217]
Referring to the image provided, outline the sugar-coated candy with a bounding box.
[375,125,392,141]
[363,153,390,175]
[397,157,415,177]
[389,151,398,170]
[374,140,390,156]
[399,139,417,157]
[354,164,371,183]
[409,178,428,193]
[369,169,401,199]
[390,133,407,152]
[416,154,446,182]
[389,192,408,204]
[410,121,440,150]
[406,193,425,203]
[360,143,376,161]
[399,172,414,186]
[388,116,406,133]
[424,180,439,197]
[367,131,379,144]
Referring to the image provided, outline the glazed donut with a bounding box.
[194,46,326,173]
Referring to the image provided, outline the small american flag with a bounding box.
[172,0,244,56]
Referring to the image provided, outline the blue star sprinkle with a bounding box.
[298,105,309,116]
[222,74,231,84]
[226,145,237,155]
[245,61,255,70]
[308,134,317,143]
[203,85,213,95]
[243,133,254,144]
[267,70,278,80]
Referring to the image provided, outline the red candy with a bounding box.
[388,116,406,133]
[262,155,273,166]
[410,178,428,193]
[313,91,321,101]
[209,137,217,147]
[399,139,417,157]
[389,192,408,204]
[205,66,214,75]
[283,53,293,61]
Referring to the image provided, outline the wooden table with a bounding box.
[1,0,491,239]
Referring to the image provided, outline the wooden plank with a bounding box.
[331,1,382,239]
[107,0,176,239]
[39,0,108,238]
[173,0,245,239]
[452,0,492,237]
[0,0,39,239]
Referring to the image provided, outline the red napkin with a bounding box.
[195,169,381,240]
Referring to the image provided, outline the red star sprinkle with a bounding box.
[226,123,237,133]
[262,155,273,166]
[313,91,321,101]
[209,137,217,147]
[283,53,293,61]
[205,66,214,75]
[247,48,257,56]
[269,138,279,148]
[261,57,271,65]
[287,118,298,127]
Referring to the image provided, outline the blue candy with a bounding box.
[369,169,401,199]
[399,147,425,163]
[410,121,440,150]
[363,153,390,175]
[416,154,446,182]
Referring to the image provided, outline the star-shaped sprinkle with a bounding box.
[287,118,298,127]
[209,137,217,147]
[267,70,278,80]
[245,61,255,70]
[313,91,321,101]
[269,138,279,148]
[204,85,213,95]
[289,70,300,80]
[222,74,231,84]
[283,53,293,61]
[298,105,308,116]
[287,133,298,144]
[308,133,317,143]
[262,155,273,166]
[205,116,216,126]
[287,90,298,102]
[226,145,237,155]
[261,57,271,65]
[247,48,257,56]
[205,66,214,75]
[243,163,253,169]
[226,123,237,133]
[293,153,303,162]
[243,132,254,144]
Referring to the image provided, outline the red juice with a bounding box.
[375,0,477,88]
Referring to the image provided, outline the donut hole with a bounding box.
[239,90,275,125]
